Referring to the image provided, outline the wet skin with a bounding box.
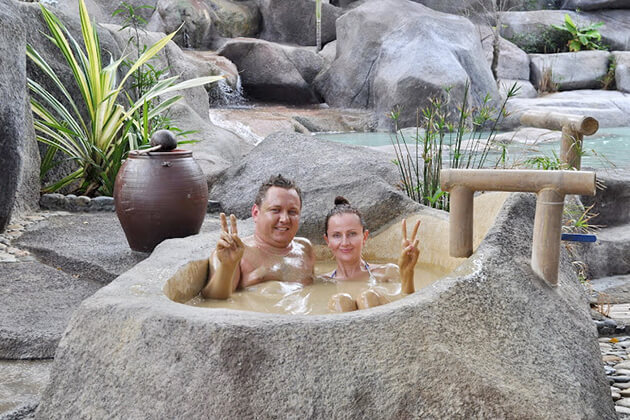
[324,214,421,311]
[201,187,315,300]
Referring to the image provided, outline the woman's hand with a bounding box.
[398,218,420,294]
[216,213,245,268]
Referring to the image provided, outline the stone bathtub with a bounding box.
[34,193,614,418]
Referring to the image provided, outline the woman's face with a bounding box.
[325,213,369,265]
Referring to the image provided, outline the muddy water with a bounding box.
[186,262,449,315]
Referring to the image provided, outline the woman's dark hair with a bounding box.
[324,196,367,234]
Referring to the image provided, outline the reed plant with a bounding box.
[390,82,519,211]
[27,0,222,196]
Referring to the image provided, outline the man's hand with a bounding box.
[202,213,244,299]
[216,213,245,268]
[398,218,420,294]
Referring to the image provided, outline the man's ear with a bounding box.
[323,234,329,246]
[252,204,259,220]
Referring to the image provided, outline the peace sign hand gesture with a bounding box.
[216,213,245,268]
[398,218,420,294]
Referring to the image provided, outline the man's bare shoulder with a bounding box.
[293,237,313,250]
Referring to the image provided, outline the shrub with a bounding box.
[27,0,221,196]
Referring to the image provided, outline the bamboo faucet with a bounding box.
[520,111,599,170]
[440,169,596,286]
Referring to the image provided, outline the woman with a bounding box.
[323,196,421,312]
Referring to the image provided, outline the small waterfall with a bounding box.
[207,75,248,108]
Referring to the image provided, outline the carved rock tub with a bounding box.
[34,193,614,419]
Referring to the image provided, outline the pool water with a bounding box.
[187,261,449,315]
[316,127,630,169]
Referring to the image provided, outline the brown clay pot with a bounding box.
[113,149,208,252]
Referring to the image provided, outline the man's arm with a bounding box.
[201,214,244,299]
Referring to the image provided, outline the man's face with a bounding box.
[252,186,301,248]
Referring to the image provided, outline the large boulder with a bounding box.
[256,0,342,46]
[580,169,630,228]
[209,132,421,242]
[33,193,615,418]
[500,10,630,52]
[479,26,531,81]
[560,0,630,10]
[314,0,500,128]
[529,50,611,90]
[500,90,630,129]
[218,38,325,104]
[0,0,40,232]
[146,0,260,49]
[614,51,630,93]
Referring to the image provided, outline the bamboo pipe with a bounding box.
[520,111,599,170]
[440,169,596,286]
[519,111,598,135]
[441,169,596,195]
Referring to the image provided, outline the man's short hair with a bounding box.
[254,174,302,208]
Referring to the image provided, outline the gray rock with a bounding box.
[0,359,51,419]
[615,52,630,94]
[498,79,538,99]
[319,40,337,65]
[561,0,630,11]
[209,132,422,243]
[530,51,610,90]
[13,213,150,283]
[479,26,531,80]
[500,10,630,52]
[581,169,630,227]
[0,261,102,359]
[0,0,40,232]
[578,225,630,279]
[146,0,260,49]
[500,90,630,130]
[256,0,342,46]
[33,193,615,418]
[218,38,325,104]
[167,102,253,185]
[315,0,500,129]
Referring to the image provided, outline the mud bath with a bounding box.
[187,262,450,315]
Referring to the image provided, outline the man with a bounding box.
[202,175,315,299]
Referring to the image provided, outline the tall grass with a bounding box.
[390,81,519,211]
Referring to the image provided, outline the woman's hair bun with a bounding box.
[334,196,350,206]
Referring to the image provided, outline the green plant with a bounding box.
[114,2,195,147]
[315,0,322,51]
[507,25,571,54]
[563,202,602,234]
[27,0,221,196]
[551,14,605,52]
[389,81,519,211]
[600,55,616,90]
[538,67,559,93]
[523,151,566,170]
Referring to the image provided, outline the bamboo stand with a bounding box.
[441,169,596,286]
[520,111,599,170]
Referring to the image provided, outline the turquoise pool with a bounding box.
[316,127,630,169]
